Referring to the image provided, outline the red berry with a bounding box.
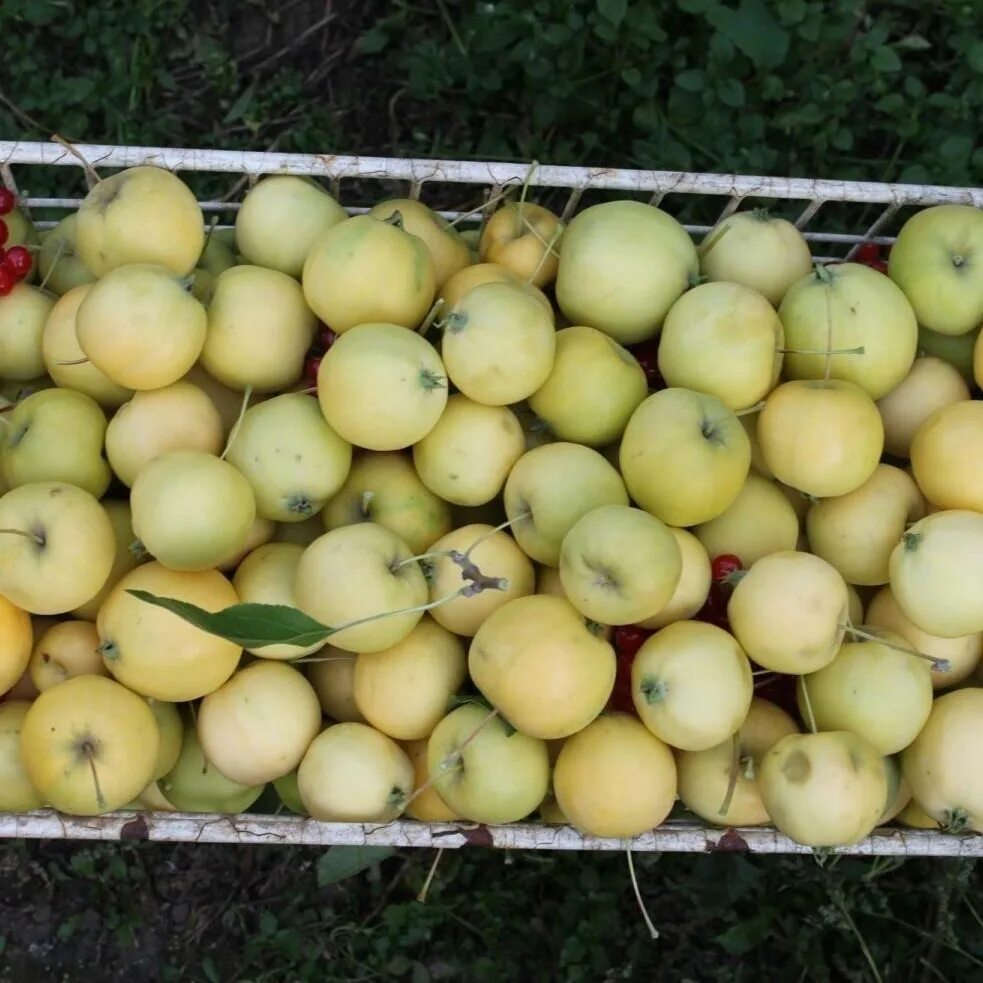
[0,219,7,248]
[0,189,14,216]
[319,325,337,351]
[854,241,880,263]
[711,553,743,582]
[626,339,664,390]
[5,246,31,280]
[303,354,322,385]
[0,267,14,296]
[614,625,651,659]
[868,258,889,274]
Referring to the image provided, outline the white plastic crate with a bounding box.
[1,139,981,858]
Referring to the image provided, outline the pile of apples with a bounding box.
[1,161,982,852]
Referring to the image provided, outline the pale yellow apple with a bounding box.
[757,380,884,497]
[214,515,276,572]
[469,594,615,739]
[911,400,983,513]
[401,737,459,822]
[438,261,552,313]
[97,562,242,701]
[637,528,712,630]
[426,524,535,636]
[299,721,415,821]
[321,451,452,554]
[478,201,563,287]
[693,472,800,567]
[200,265,316,392]
[0,482,115,614]
[146,697,183,781]
[182,361,262,438]
[503,442,628,565]
[20,674,159,815]
[273,514,326,548]
[412,395,525,506]
[198,660,322,785]
[295,523,428,653]
[272,771,306,816]
[302,215,435,334]
[740,409,774,479]
[130,450,257,571]
[76,165,205,276]
[236,175,347,277]
[553,713,677,838]
[658,282,784,409]
[105,381,223,487]
[0,595,32,695]
[441,281,556,406]
[76,263,207,390]
[305,648,365,723]
[896,798,939,829]
[37,213,96,296]
[0,701,44,811]
[876,356,970,458]
[28,620,107,691]
[528,326,648,447]
[0,284,54,381]
[620,388,751,526]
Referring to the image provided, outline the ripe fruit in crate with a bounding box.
[527,326,648,447]
[412,395,525,506]
[147,698,183,781]
[401,737,458,822]
[37,213,96,295]
[425,524,535,637]
[0,701,44,811]
[468,594,616,740]
[41,285,133,408]
[478,201,563,287]
[0,594,32,694]
[889,510,983,637]
[692,473,800,568]
[727,551,850,674]
[631,620,753,752]
[305,648,365,723]
[558,505,682,625]
[757,379,884,497]
[440,281,556,406]
[321,450,452,554]
[0,283,54,381]
[503,441,628,566]
[302,214,435,334]
[353,616,467,741]
[367,198,471,289]
[918,324,981,385]
[758,730,888,846]
[876,356,970,459]
[438,261,552,313]
[779,262,918,400]
[198,661,322,785]
[657,282,784,410]
[902,688,983,832]
[317,322,447,451]
[130,450,256,571]
[619,388,751,527]
[75,165,205,276]
[0,388,111,497]
[272,771,307,816]
[555,199,698,345]
[225,393,352,522]
[190,233,237,305]
[298,721,415,822]
[20,675,159,816]
[97,562,242,701]
[0,482,115,615]
[236,175,348,277]
[911,400,983,513]
[75,263,207,390]
[676,697,800,827]
[182,362,264,438]
[636,528,712,630]
[699,209,813,306]
[426,702,549,824]
[200,265,317,393]
[28,620,107,691]
[552,713,677,838]
[888,203,983,337]
[161,722,264,814]
[295,522,427,653]
[806,465,926,586]
[798,631,933,754]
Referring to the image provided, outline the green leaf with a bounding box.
[596,0,627,25]
[870,46,901,73]
[715,907,777,954]
[317,846,396,887]
[939,135,974,162]
[677,0,717,12]
[708,0,789,68]
[676,68,706,91]
[201,957,221,983]
[717,77,745,107]
[621,66,642,87]
[969,41,983,74]
[222,81,257,124]
[357,27,391,55]
[125,591,331,649]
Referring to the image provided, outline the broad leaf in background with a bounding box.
[317,846,397,887]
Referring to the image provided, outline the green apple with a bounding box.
[273,770,307,815]
[888,204,983,336]
[37,213,96,296]
[1,389,110,497]
[917,324,980,384]
[528,325,648,446]
[426,703,550,824]
[503,442,628,565]
[190,232,237,304]
[0,701,44,811]
[0,283,55,382]
[620,388,751,527]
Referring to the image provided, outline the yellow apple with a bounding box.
[637,528,712,630]
[0,701,44,811]
[37,213,96,296]
[28,620,107,691]
[0,595,32,695]
[438,261,552,313]
[911,400,983,513]
[65,510,140,623]
[147,697,183,781]
[478,201,563,287]
[401,737,459,822]
[305,648,365,723]
[214,515,276,572]
[0,284,54,381]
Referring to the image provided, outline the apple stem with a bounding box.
[416,848,445,903]
[463,510,533,560]
[696,221,732,260]
[196,215,220,266]
[38,237,66,292]
[446,183,520,230]
[734,401,766,418]
[799,677,819,734]
[221,385,253,461]
[841,624,951,672]
[822,285,834,381]
[359,490,375,517]
[625,848,660,941]
[525,223,563,286]
[128,539,149,560]
[51,134,101,187]
[718,731,741,818]
[393,548,453,571]
[54,356,91,366]
[418,297,446,337]
[81,740,107,811]
[0,527,44,546]
[776,346,865,356]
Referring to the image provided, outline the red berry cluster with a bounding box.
[0,189,33,296]
[301,323,338,389]
[854,240,890,274]
[626,337,665,391]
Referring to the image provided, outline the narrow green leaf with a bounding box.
[317,846,396,887]
[126,591,331,649]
